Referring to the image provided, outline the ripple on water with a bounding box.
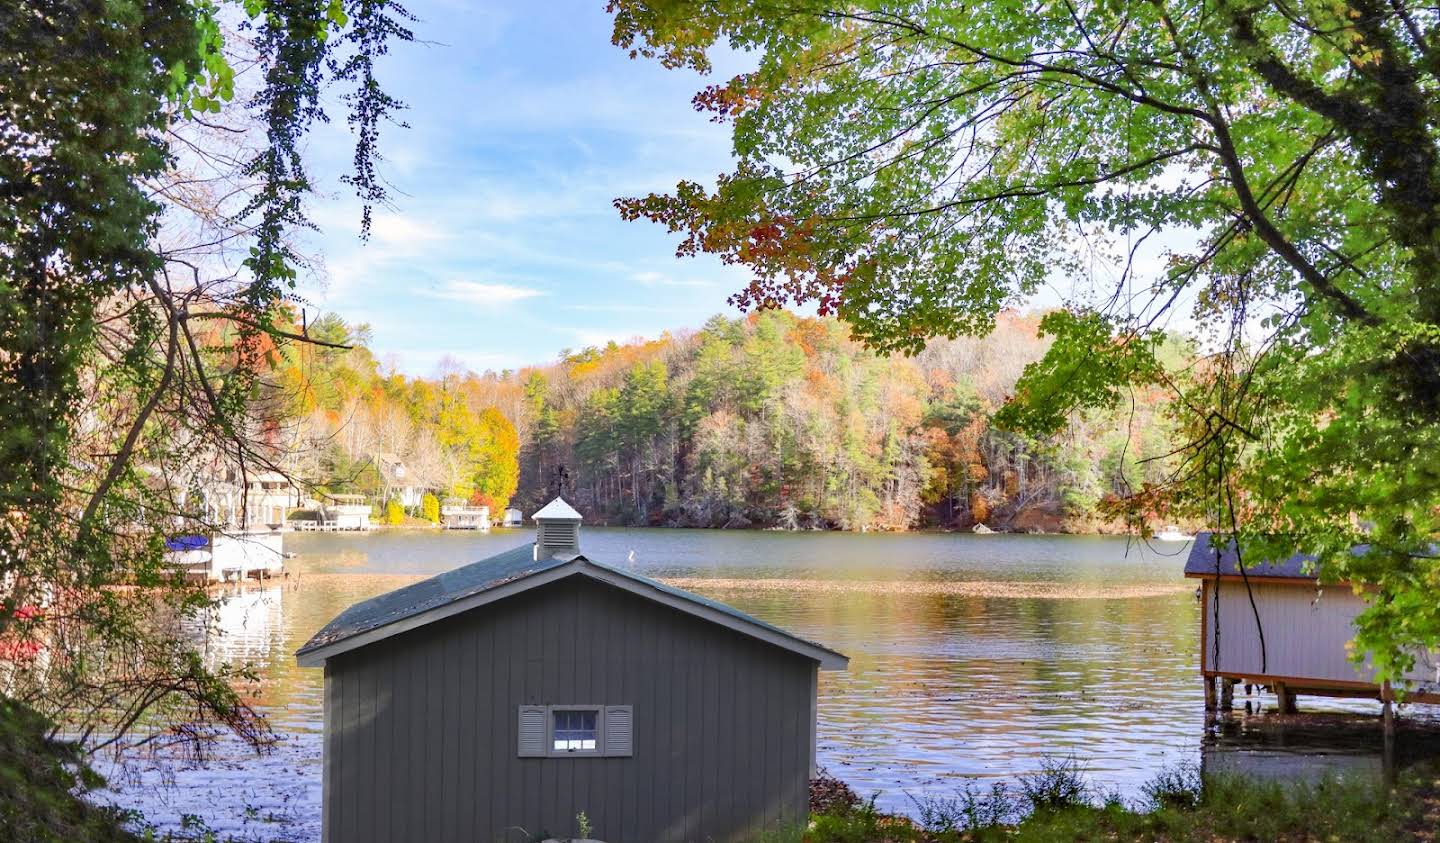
[96,529,1440,840]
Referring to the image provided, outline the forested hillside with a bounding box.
[283,309,1183,532]
[272,314,524,513]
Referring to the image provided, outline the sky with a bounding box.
[293,2,1210,377]
[298,1,754,376]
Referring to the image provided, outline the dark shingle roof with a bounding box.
[296,542,847,668]
[1183,532,1317,579]
[297,543,559,655]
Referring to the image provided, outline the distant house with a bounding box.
[296,497,848,843]
[157,463,295,580]
[245,471,302,528]
[185,467,300,531]
[376,453,425,508]
[1186,533,1439,720]
[502,506,523,527]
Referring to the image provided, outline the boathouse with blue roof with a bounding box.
[296,497,847,843]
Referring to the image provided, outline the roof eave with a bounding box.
[1186,570,1350,588]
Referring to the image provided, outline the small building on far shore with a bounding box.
[439,500,490,530]
[297,497,847,843]
[165,531,284,583]
[325,494,372,531]
[1186,533,1439,721]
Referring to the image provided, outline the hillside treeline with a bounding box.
[518,311,1180,531]
[274,314,523,512]
[281,309,1179,531]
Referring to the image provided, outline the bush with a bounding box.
[421,492,440,524]
[910,780,1018,832]
[1017,755,1091,813]
[0,700,140,842]
[1140,761,1202,811]
[384,499,404,526]
[807,760,1440,842]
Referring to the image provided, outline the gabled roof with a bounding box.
[531,497,582,521]
[295,542,848,670]
[1184,532,1321,580]
[299,544,551,656]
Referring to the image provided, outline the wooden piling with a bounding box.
[1382,680,1395,738]
[1204,675,1217,711]
[1220,678,1235,710]
[1273,682,1298,714]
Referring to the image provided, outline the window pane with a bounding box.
[552,709,598,752]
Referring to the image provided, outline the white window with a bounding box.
[518,705,633,758]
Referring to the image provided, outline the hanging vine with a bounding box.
[0,0,413,753]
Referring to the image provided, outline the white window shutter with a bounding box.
[603,705,633,757]
[518,705,546,757]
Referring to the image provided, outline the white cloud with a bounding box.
[426,280,547,304]
[391,348,524,376]
[369,213,450,245]
[631,270,716,289]
[564,302,693,314]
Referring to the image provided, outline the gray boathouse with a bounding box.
[1186,532,1439,723]
[296,497,848,843]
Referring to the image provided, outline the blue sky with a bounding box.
[299,1,753,375]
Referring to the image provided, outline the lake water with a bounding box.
[97,528,1439,841]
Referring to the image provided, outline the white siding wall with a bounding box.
[211,532,285,579]
[1206,580,1437,686]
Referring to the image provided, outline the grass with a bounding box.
[793,757,1440,842]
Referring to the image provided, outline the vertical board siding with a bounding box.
[322,663,337,843]
[407,648,425,840]
[608,591,628,834]
[324,575,817,843]
[522,604,542,830]
[357,661,376,840]
[456,626,476,843]
[424,641,442,842]
[1207,581,1435,686]
[340,665,358,843]
[374,658,391,837]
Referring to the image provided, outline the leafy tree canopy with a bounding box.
[609,0,1440,683]
[0,0,411,754]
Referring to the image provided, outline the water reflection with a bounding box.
[1202,713,1440,784]
[200,585,285,665]
[97,529,1440,840]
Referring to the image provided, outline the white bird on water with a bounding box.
[627,549,636,565]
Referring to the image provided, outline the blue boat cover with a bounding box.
[165,535,210,552]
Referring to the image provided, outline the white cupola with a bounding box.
[532,497,582,560]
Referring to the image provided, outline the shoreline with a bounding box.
[347,521,1193,540]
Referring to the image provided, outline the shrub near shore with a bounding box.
[800,759,1440,842]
